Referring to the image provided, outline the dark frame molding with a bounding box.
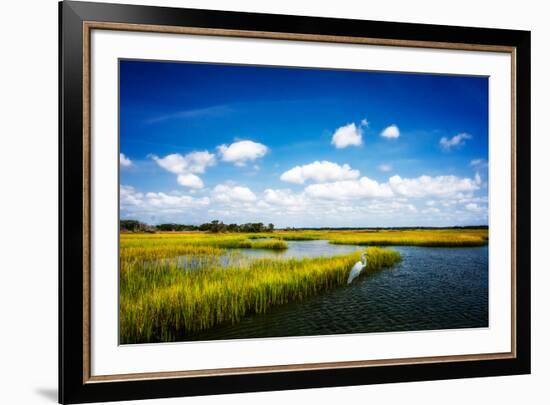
[60,1,531,403]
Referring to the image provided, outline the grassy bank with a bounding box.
[120,247,401,344]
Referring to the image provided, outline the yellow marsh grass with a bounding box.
[166,228,488,247]
[121,232,288,251]
[325,229,488,247]
[121,228,488,249]
[120,247,401,344]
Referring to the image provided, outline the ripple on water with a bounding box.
[180,244,488,341]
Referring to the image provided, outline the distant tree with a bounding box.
[120,220,151,232]
[209,220,225,233]
[121,219,278,233]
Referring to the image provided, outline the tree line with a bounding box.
[120,219,275,233]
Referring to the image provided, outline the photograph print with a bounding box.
[119,60,489,345]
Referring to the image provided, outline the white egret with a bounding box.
[347,253,367,284]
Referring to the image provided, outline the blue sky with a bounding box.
[120,59,488,227]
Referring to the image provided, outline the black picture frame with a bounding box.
[59,1,531,403]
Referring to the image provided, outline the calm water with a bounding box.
[153,240,366,270]
[181,242,488,341]
[233,239,366,259]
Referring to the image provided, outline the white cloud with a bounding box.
[377,163,392,172]
[152,151,215,188]
[470,158,488,170]
[212,184,257,203]
[360,118,369,127]
[381,125,400,139]
[465,203,481,212]
[263,189,307,208]
[440,133,472,150]
[280,161,360,184]
[305,177,394,200]
[422,207,441,214]
[471,159,482,166]
[475,172,482,185]
[120,185,143,207]
[217,140,268,166]
[367,200,417,213]
[331,123,363,148]
[145,191,210,208]
[152,151,215,175]
[183,151,217,173]
[153,154,187,174]
[388,174,479,198]
[302,172,481,202]
[177,174,204,189]
[120,185,210,219]
[120,153,132,168]
[146,104,232,124]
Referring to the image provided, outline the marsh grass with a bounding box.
[121,232,288,251]
[119,228,486,344]
[325,229,488,247]
[275,233,322,241]
[250,239,288,249]
[120,247,401,344]
[270,229,488,246]
[121,228,488,249]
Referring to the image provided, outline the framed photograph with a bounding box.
[59,1,531,403]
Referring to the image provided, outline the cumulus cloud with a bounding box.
[304,173,481,202]
[120,185,144,207]
[377,163,392,172]
[120,153,132,168]
[361,118,369,127]
[177,173,204,189]
[383,201,417,213]
[331,123,363,148]
[145,191,210,208]
[120,185,210,219]
[151,151,215,188]
[305,177,394,200]
[212,184,257,203]
[440,133,472,150]
[152,151,215,175]
[263,189,307,208]
[381,125,400,139]
[388,174,479,198]
[280,161,360,184]
[217,140,268,167]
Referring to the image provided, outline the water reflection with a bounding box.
[150,240,367,270]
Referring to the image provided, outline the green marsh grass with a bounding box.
[120,246,400,344]
[119,228,486,344]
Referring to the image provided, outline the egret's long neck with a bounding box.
[361,254,367,266]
